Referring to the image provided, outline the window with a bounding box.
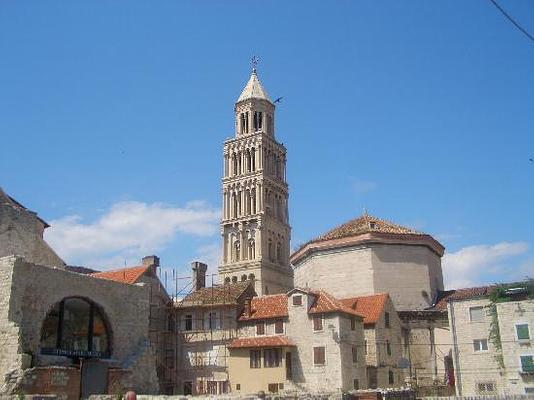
[388,370,394,385]
[250,350,261,368]
[477,382,496,394]
[293,295,302,306]
[352,346,358,363]
[469,306,485,322]
[386,340,392,356]
[208,312,220,330]
[525,387,534,394]
[183,315,193,331]
[264,348,281,367]
[275,320,284,334]
[353,379,360,390]
[521,355,534,372]
[256,322,265,335]
[364,340,368,355]
[473,339,488,352]
[517,324,530,341]
[313,315,323,331]
[40,297,110,357]
[351,318,356,331]
[313,346,325,365]
[268,383,279,393]
[385,312,390,328]
[236,384,241,391]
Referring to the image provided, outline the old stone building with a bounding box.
[175,262,256,395]
[219,68,293,296]
[227,288,368,394]
[0,187,65,268]
[438,282,534,396]
[291,214,445,312]
[341,293,406,389]
[0,255,159,398]
[91,256,175,393]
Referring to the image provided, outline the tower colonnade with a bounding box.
[218,68,293,295]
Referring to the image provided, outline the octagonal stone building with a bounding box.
[291,214,445,312]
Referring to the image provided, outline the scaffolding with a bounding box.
[148,266,251,395]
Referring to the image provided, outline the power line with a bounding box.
[488,0,534,42]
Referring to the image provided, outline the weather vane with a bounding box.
[251,55,259,72]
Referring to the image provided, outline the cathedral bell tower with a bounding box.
[219,66,293,295]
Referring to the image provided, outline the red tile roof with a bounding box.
[91,265,150,285]
[430,286,495,311]
[291,214,445,265]
[341,293,389,325]
[239,294,288,321]
[227,335,295,349]
[178,281,253,307]
[308,290,365,319]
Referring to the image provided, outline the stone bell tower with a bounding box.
[219,65,293,295]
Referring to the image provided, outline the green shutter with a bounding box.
[517,324,530,340]
[521,356,534,372]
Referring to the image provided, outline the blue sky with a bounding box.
[1,1,533,289]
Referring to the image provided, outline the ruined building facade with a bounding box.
[219,69,293,295]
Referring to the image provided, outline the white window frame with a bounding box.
[473,339,489,352]
[519,354,534,373]
[469,306,485,322]
[515,322,530,342]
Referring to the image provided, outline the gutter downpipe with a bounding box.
[449,299,462,396]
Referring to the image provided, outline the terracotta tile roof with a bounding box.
[291,214,445,264]
[317,214,422,242]
[239,294,288,321]
[308,290,365,319]
[341,293,389,325]
[178,281,252,307]
[91,265,149,284]
[228,335,295,349]
[430,286,495,311]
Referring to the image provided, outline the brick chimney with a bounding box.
[244,298,252,317]
[191,261,208,291]
[142,255,160,274]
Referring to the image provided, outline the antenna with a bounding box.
[251,55,259,73]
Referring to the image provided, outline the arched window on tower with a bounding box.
[232,276,238,283]
[276,242,282,263]
[245,112,249,133]
[234,241,240,262]
[240,113,246,134]
[246,149,251,172]
[232,153,238,176]
[245,190,251,215]
[249,240,255,260]
[268,239,273,262]
[248,273,255,281]
[253,112,258,131]
[232,193,238,218]
[251,148,256,171]
[258,112,263,130]
[224,277,231,284]
[251,189,256,214]
[241,274,247,282]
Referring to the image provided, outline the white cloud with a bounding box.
[443,241,529,289]
[45,200,220,268]
[350,178,377,194]
[194,242,222,280]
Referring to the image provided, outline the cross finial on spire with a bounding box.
[251,56,259,73]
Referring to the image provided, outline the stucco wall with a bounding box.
[0,256,159,394]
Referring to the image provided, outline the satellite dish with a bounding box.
[398,357,410,369]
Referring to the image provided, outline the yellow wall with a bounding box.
[228,348,288,394]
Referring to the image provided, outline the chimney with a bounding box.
[142,255,160,274]
[191,261,208,291]
[244,298,252,317]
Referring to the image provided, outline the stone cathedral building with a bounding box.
[219,68,293,296]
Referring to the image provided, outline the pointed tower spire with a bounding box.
[237,71,272,103]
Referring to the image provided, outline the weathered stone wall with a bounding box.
[448,298,502,396]
[0,256,159,395]
[0,192,65,268]
[293,246,374,297]
[497,300,534,395]
[293,244,443,312]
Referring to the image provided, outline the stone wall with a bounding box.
[293,243,443,312]
[0,256,159,395]
[0,191,65,268]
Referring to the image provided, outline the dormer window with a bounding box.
[369,222,376,229]
[293,295,302,306]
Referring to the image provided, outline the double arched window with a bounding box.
[40,297,110,358]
